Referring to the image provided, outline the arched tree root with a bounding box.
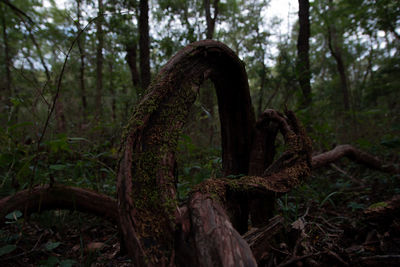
[0,184,118,225]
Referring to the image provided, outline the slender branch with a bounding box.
[312,144,399,174]
[31,17,98,189]
[0,0,34,24]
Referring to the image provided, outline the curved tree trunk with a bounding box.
[116,39,315,265]
[117,40,256,266]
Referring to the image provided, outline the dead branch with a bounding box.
[243,215,284,262]
[360,255,400,265]
[312,144,399,174]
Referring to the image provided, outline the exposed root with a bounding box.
[0,184,118,225]
[312,144,399,173]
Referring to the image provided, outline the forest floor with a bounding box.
[0,163,399,266]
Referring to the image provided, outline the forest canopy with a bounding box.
[0,0,399,266]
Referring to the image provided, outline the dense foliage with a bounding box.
[0,0,399,265]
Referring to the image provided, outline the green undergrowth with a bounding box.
[176,133,223,200]
[0,121,119,199]
[276,159,400,225]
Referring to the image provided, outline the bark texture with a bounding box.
[189,192,257,266]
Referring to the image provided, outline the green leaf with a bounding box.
[226,174,245,179]
[45,241,61,251]
[348,201,365,211]
[368,202,388,209]
[49,164,66,171]
[68,137,89,143]
[5,210,22,220]
[381,137,400,148]
[10,97,22,107]
[319,191,340,207]
[15,155,36,182]
[39,255,59,266]
[0,244,17,256]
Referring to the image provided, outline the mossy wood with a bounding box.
[117,40,256,265]
[117,40,312,266]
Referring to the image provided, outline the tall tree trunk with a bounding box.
[109,61,116,122]
[1,4,12,105]
[296,0,312,108]
[204,0,219,39]
[76,0,87,122]
[95,0,104,118]
[54,102,66,132]
[125,42,140,93]
[257,60,266,116]
[139,0,150,93]
[327,0,350,111]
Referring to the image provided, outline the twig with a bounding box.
[0,0,34,24]
[277,252,320,267]
[30,17,98,189]
[361,255,400,261]
[330,163,364,185]
[326,249,349,266]
[269,245,291,256]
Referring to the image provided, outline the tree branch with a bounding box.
[312,144,399,174]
